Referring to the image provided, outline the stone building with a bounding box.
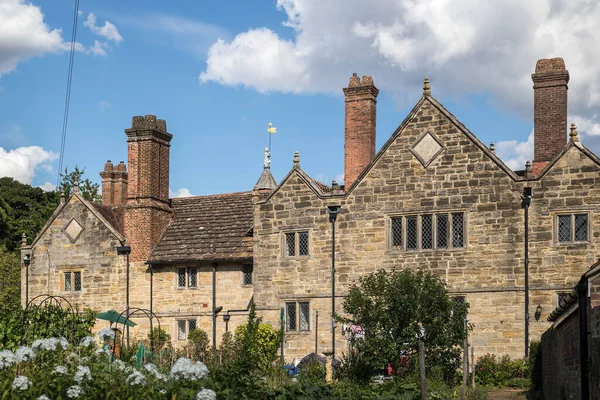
[21,57,600,360]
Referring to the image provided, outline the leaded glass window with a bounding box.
[64,272,72,291]
[73,271,82,291]
[406,217,418,250]
[299,302,310,331]
[188,268,198,288]
[557,292,569,306]
[243,264,253,285]
[422,215,433,249]
[452,213,464,248]
[285,233,296,256]
[391,218,402,249]
[575,214,588,242]
[188,319,197,332]
[178,268,186,288]
[437,214,448,248]
[299,231,310,256]
[558,215,571,242]
[177,320,186,340]
[286,302,296,331]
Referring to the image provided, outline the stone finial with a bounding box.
[60,191,66,205]
[104,160,113,171]
[73,179,80,194]
[525,160,533,178]
[569,122,579,142]
[21,233,27,248]
[264,147,271,169]
[115,161,127,172]
[293,151,300,168]
[423,77,431,96]
[490,142,495,153]
[348,72,361,87]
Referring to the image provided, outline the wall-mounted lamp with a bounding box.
[534,304,542,321]
[23,254,31,305]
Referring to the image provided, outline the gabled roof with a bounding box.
[255,167,278,190]
[149,191,254,264]
[30,191,125,248]
[532,140,600,180]
[259,164,336,203]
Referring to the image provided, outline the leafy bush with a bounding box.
[467,385,488,400]
[233,310,281,372]
[474,353,528,386]
[297,360,326,386]
[506,377,530,388]
[188,328,209,362]
[147,327,170,351]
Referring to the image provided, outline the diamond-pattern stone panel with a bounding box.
[63,218,83,243]
[410,132,444,167]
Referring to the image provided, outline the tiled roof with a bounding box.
[255,167,277,190]
[149,191,254,263]
[90,203,124,235]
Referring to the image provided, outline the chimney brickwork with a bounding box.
[532,57,569,175]
[124,115,173,262]
[343,74,379,188]
[100,160,128,207]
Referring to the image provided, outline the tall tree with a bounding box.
[0,246,20,313]
[56,166,101,203]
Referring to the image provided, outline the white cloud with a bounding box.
[495,132,534,171]
[99,100,111,111]
[169,187,194,198]
[38,181,56,191]
[84,12,123,43]
[201,0,600,129]
[0,146,58,184]
[0,0,66,75]
[89,40,109,56]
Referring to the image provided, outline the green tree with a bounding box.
[57,166,101,203]
[0,246,20,313]
[0,177,59,251]
[342,268,469,383]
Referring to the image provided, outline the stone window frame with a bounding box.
[281,229,312,258]
[175,266,198,290]
[60,269,83,293]
[241,264,253,286]
[387,210,467,252]
[175,318,198,341]
[552,211,591,245]
[285,301,311,333]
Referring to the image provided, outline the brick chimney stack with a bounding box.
[532,57,569,175]
[100,160,128,207]
[124,115,173,262]
[343,73,379,188]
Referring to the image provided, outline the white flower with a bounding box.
[74,365,91,383]
[125,370,146,386]
[0,350,16,369]
[15,346,35,363]
[95,348,108,356]
[196,388,217,400]
[67,352,79,362]
[170,357,209,381]
[32,337,69,352]
[98,327,115,342]
[38,395,51,400]
[79,336,97,348]
[53,365,68,375]
[66,385,83,399]
[112,359,131,372]
[159,389,167,395]
[144,363,167,381]
[12,375,31,391]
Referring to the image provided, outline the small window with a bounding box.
[177,319,197,341]
[243,264,253,285]
[283,231,310,257]
[453,296,465,306]
[406,217,418,250]
[177,267,198,289]
[452,213,464,248]
[286,301,310,331]
[557,214,589,243]
[422,215,433,249]
[437,214,448,248]
[389,212,465,251]
[62,271,82,292]
[391,218,402,249]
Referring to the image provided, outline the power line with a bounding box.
[56,0,81,188]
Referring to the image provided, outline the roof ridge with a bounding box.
[172,190,253,200]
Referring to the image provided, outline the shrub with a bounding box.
[188,328,210,362]
[506,377,530,388]
[474,353,528,386]
[297,360,326,386]
[234,313,281,372]
[147,327,170,351]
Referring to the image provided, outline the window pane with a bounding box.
[178,268,186,287]
[285,233,296,256]
[188,319,197,332]
[286,302,296,331]
[74,271,82,291]
[391,218,402,249]
[437,215,448,249]
[299,302,310,331]
[188,268,198,288]
[299,232,310,256]
[64,272,72,291]
[558,215,571,242]
[406,217,418,250]
[243,264,253,285]
[422,215,433,249]
[453,296,465,306]
[557,293,569,306]
[178,320,186,340]
[452,213,464,248]
[575,214,588,241]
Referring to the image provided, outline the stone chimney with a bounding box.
[100,160,128,207]
[124,115,173,262]
[343,73,379,187]
[532,57,569,174]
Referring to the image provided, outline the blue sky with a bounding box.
[1,0,600,196]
